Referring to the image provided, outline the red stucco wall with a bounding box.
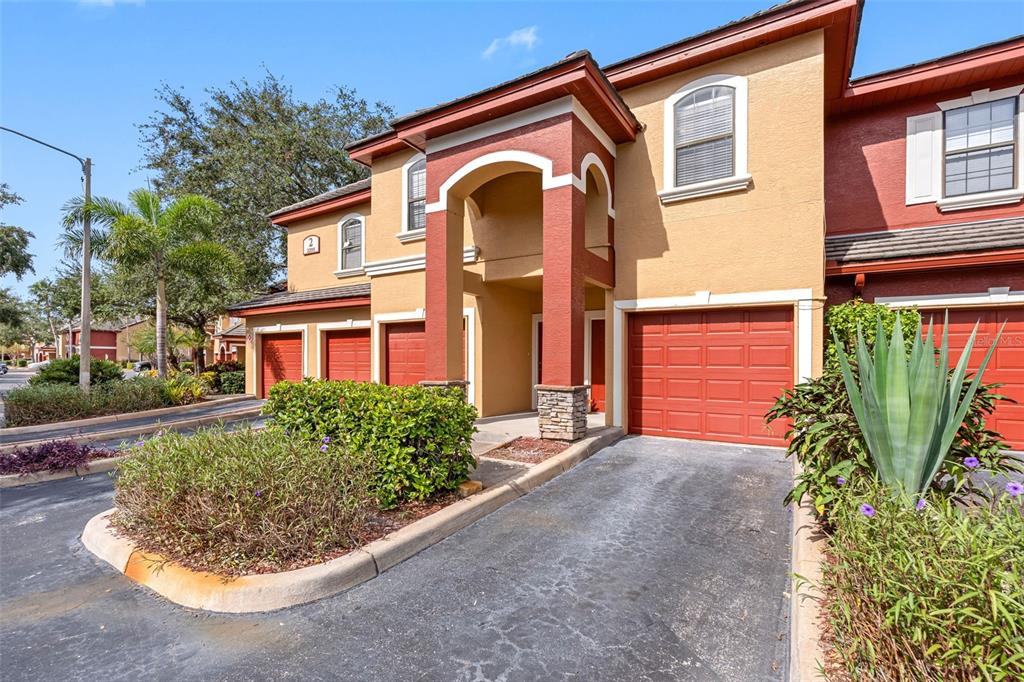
[825,75,1024,236]
[826,264,1024,306]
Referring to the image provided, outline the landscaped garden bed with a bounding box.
[109,379,478,575]
[770,300,1024,680]
[0,440,117,476]
[484,436,569,464]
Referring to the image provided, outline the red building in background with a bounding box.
[825,37,1024,448]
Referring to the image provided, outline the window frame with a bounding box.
[659,73,751,204]
[399,152,427,242]
[335,212,365,277]
[941,96,1018,200]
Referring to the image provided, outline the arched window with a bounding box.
[660,74,750,203]
[337,214,364,274]
[673,85,735,186]
[407,157,426,232]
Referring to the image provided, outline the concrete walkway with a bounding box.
[0,436,792,681]
[473,411,606,455]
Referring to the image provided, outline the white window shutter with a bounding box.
[905,112,942,205]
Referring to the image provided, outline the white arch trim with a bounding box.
[580,152,615,219]
[425,150,571,215]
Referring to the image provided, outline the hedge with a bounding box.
[29,356,123,386]
[263,379,477,508]
[4,376,187,427]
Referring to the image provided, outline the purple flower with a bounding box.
[859,503,876,518]
[836,476,847,486]
[1006,481,1024,498]
[319,444,329,452]
[964,456,981,469]
[254,490,262,497]
[321,436,331,444]
[134,440,145,447]
[915,499,927,511]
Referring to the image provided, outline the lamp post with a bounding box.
[0,126,93,389]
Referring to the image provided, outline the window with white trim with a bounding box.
[660,74,750,203]
[673,85,735,186]
[407,158,426,231]
[338,216,363,273]
[943,97,1017,197]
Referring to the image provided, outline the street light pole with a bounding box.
[0,126,93,389]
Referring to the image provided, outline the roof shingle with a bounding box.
[825,217,1024,264]
[268,178,371,219]
[227,283,370,312]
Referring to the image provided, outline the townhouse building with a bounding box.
[229,0,1023,448]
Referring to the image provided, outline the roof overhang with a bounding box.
[604,0,861,104]
[826,249,1024,276]
[270,187,371,226]
[231,296,371,318]
[348,52,639,166]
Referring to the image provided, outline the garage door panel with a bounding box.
[385,322,426,386]
[261,332,303,399]
[325,329,370,382]
[924,306,1023,450]
[629,307,793,445]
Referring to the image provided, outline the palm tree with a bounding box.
[62,189,231,378]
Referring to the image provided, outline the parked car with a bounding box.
[132,361,152,372]
[0,362,7,375]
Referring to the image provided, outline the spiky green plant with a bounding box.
[834,313,1003,495]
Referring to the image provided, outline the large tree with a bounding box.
[138,72,393,289]
[63,190,235,377]
[0,183,34,280]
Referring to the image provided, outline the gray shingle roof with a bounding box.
[216,321,246,337]
[825,217,1024,264]
[228,283,371,312]
[268,178,371,219]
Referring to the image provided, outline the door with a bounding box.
[628,307,794,445]
[923,306,1024,450]
[260,332,303,398]
[385,322,427,386]
[590,318,606,412]
[324,329,371,382]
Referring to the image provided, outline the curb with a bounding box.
[789,464,828,681]
[82,425,624,613]
[0,406,263,455]
[1,395,256,440]
[0,455,123,488]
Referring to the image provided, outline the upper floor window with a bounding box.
[905,85,1023,211]
[674,86,735,186]
[943,97,1016,197]
[407,157,426,231]
[337,214,364,275]
[660,74,750,204]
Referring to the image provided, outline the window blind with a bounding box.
[674,86,735,186]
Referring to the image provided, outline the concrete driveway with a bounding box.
[0,436,793,681]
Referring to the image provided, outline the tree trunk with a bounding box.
[156,276,168,378]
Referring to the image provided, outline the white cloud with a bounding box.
[482,26,539,59]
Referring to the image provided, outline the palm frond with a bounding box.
[162,195,222,244]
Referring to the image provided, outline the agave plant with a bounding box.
[834,312,1003,495]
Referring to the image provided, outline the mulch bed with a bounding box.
[116,491,463,577]
[483,437,570,464]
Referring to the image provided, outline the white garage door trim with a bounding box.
[314,319,371,379]
[611,288,814,428]
[875,287,1024,308]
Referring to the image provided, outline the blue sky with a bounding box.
[2,0,1022,297]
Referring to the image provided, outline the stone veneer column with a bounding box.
[536,385,589,440]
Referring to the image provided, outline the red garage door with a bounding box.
[924,307,1024,450]
[260,332,303,398]
[385,322,426,386]
[324,329,370,382]
[628,308,794,445]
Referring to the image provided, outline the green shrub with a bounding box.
[179,361,195,374]
[825,299,920,372]
[264,379,477,508]
[219,370,246,394]
[823,479,1024,680]
[161,372,207,405]
[114,428,373,574]
[4,377,173,427]
[16,359,27,367]
[766,366,1020,519]
[29,356,123,386]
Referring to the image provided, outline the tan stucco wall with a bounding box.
[285,200,371,292]
[474,283,538,417]
[368,150,429,262]
[465,172,544,282]
[606,31,828,428]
